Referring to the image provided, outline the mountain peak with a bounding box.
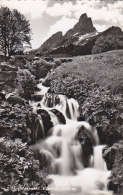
[76,13,96,32]
[64,13,96,38]
[79,13,88,22]
[38,13,96,54]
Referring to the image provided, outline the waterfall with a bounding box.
[30,80,113,195]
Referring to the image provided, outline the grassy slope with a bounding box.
[48,50,123,94]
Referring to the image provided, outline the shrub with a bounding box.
[0,99,33,142]
[47,73,123,146]
[92,35,123,54]
[0,138,48,195]
[15,69,36,99]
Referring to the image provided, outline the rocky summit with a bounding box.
[64,13,96,39]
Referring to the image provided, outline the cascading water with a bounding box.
[30,80,113,195]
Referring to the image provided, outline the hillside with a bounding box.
[45,50,123,94]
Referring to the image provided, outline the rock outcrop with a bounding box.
[77,126,93,167]
[103,142,123,195]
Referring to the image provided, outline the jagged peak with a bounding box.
[79,13,87,22]
[79,13,93,23]
[64,13,96,38]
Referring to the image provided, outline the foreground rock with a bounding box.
[103,142,123,195]
[77,126,93,167]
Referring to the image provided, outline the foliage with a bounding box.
[49,73,93,100]
[15,69,36,99]
[47,73,123,146]
[0,99,31,142]
[0,138,48,195]
[0,7,31,58]
[81,88,123,145]
[108,141,123,195]
[92,35,123,54]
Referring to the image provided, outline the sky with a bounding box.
[0,0,123,49]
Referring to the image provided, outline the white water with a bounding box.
[30,81,113,195]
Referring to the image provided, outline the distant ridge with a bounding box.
[31,13,123,56]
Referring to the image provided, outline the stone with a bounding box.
[50,109,66,124]
[103,142,123,194]
[37,109,53,135]
[77,126,93,167]
[31,94,43,102]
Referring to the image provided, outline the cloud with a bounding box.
[42,16,77,43]
[46,0,123,30]
[46,1,74,17]
[94,24,107,32]
[0,0,48,19]
[47,0,76,7]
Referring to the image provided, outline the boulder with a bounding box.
[28,109,53,144]
[50,109,66,124]
[37,109,53,135]
[103,141,123,194]
[28,59,55,79]
[76,126,93,167]
[31,93,43,102]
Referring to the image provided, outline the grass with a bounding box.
[48,50,123,94]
